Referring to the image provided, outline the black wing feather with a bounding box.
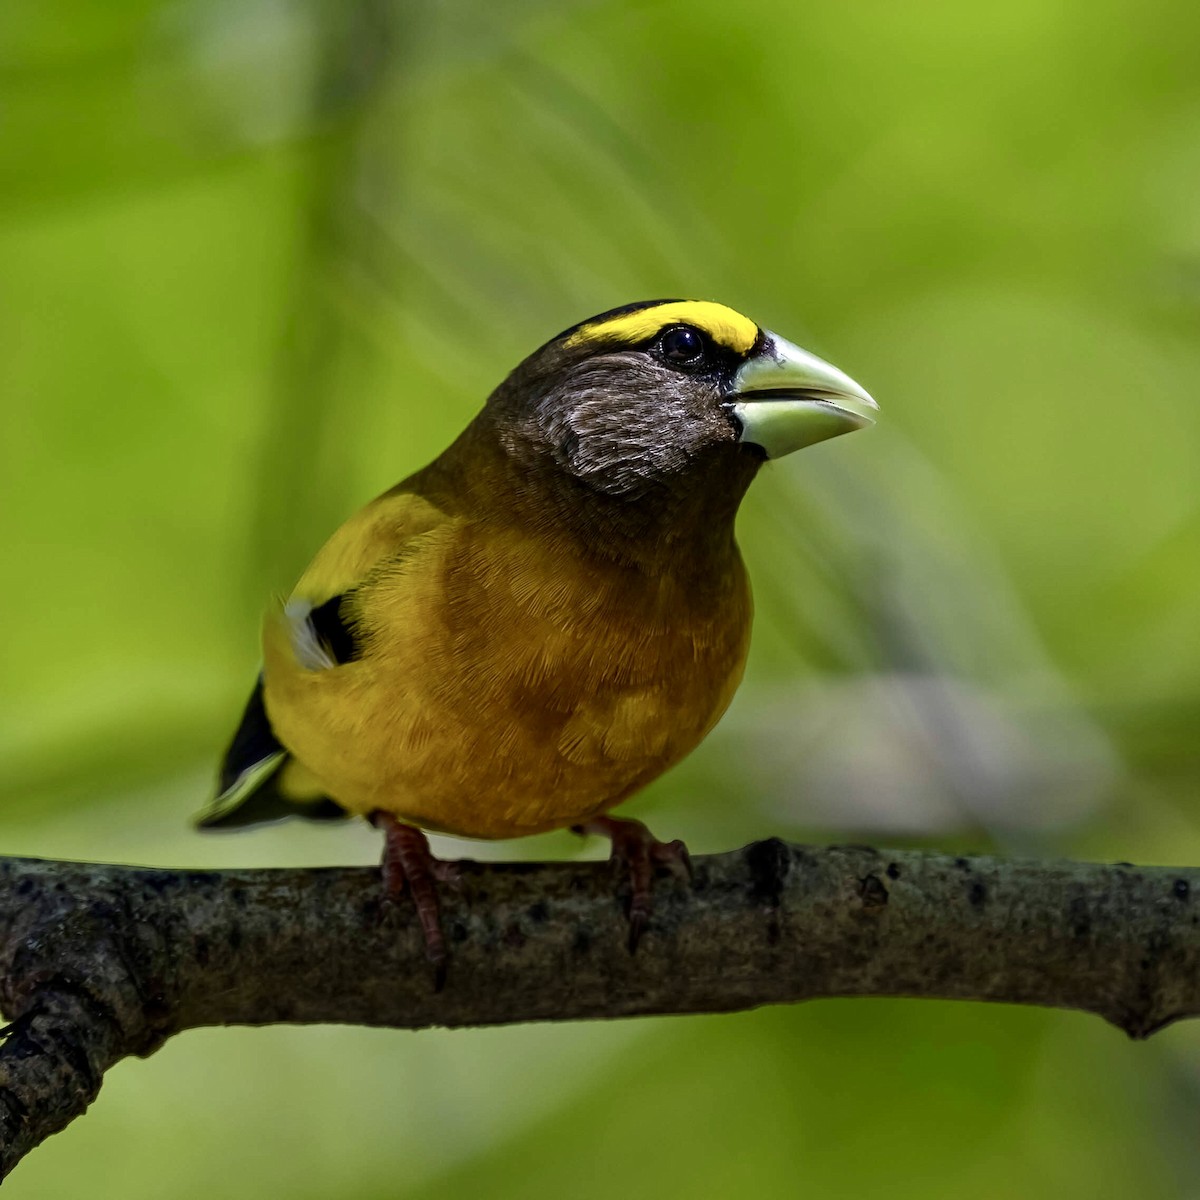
[218,674,283,794]
[308,592,361,664]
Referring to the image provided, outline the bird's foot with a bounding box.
[573,815,692,952]
[370,812,459,989]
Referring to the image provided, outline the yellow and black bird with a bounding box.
[198,299,876,974]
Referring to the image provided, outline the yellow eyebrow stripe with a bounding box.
[565,301,760,355]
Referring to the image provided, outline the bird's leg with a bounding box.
[572,815,692,952]
[369,812,459,989]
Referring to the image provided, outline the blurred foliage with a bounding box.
[4,0,1200,1195]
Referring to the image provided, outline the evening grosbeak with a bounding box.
[199,300,876,979]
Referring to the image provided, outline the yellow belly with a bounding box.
[262,522,751,839]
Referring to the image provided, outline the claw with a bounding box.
[574,816,692,952]
[370,812,454,990]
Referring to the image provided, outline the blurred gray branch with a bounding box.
[2,843,1199,1177]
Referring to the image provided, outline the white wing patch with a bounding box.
[285,598,338,671]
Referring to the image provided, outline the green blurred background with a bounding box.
[4,0,1200,1195]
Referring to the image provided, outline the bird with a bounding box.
[197,299,876,981]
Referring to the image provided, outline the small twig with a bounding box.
[1,842,1199,1177]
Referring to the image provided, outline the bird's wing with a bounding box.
[292,489,449,608]
[197,487,450,828]
[276,487,450,667]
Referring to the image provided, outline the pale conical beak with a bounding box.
[729,332,878,458]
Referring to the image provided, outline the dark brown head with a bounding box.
[477,300,876,554]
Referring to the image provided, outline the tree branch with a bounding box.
[2,841,1199,1175]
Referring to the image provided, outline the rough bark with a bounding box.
[2,841,1199,1176]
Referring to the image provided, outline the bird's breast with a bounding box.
[264,521,751,838]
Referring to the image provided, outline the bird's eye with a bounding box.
[659,325,706,364]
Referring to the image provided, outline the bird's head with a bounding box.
[487,299,876,506]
